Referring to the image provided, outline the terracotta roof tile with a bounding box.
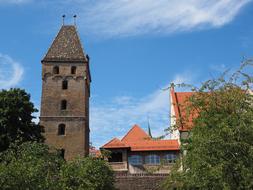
[127,139,179,151]
[121,124,151,142]
[170,87,197,131]
[102,138,129,149]
[102,125,180,151]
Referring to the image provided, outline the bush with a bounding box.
[59,157,115,190]
[0,142,63,190]
[0,142,115,190]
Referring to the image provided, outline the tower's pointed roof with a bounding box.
[42,25,87,62]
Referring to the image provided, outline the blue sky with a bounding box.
[0,0,253,148]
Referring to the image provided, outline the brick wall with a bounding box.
[115,174,167,190]
[40,62,90,160]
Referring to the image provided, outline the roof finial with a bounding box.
[73,15,77,26]
[62,14,66,26]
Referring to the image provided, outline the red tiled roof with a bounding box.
[121,124,151,142]
[102,138,129,149]
[127,139,179,151]
[101,125,180,151]
[170,87,197,131]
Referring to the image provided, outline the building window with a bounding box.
[53,66,59,74]
[129,155,142,165]
[61,100,67,110]
[108,152,123,162]
[145,154,160,165]
[164,153,177,163]
[71,66,76,74]
[60,149,65,159]
[62,80,68,90]
[58,124,65,135]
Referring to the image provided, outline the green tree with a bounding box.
[0,142,115,190]
[0,88,43,152]
[59,157,115,190]
[0,142,63,190]
[164,61,253,189]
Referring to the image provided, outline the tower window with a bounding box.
[71,66,76,74]
[58,124,66,135]
[62,80,68,90]
[61,100,67,110]
[53,66,59,74]
[60,149,65,159]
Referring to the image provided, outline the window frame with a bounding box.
[163,153,177,164]
[62,80,68,90]
[58,124,66,136]
[71,66,77,74]
[145,154,160,165]
[61,100,67,110]
[53,66,59,74]
[129,155,143,166]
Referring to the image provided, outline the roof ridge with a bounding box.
[121,124,148,142]
[101,137,119,147]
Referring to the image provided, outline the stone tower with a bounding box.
[40,25,91,160]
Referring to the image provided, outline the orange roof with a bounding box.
[102,138,129,149]
[101,125,179,151]
[127,139,179,151]
[170,87,197,131]
[121,124,151,142]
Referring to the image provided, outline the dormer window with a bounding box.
[71,66,76,74]
[53,66,59,74]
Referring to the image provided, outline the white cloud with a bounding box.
[78,0,251,37]
[0,53,24,89]
[90,72,196,148]
[90,88,170,148]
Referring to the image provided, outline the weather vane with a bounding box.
[62,14,66,25]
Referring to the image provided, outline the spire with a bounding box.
[147,117,152,138]
[42,25,87,63]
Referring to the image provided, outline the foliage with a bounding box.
[0,88,44,152]
[0,142,115,190]
[164,60,253,190]
[100,148,112,159]
[59,157,115,190]
[0,142,63,190]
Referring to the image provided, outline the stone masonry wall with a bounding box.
[40,62,89,160]
[115,174,167,190]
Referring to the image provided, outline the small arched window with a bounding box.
[145,154,160,165]
[53,66,59,74]
[164,153,177,163]
[129,155,143,165]
[62,80,68,90]
[61,100,67,110]
[71,66,76,74]
[58,124,66,135]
